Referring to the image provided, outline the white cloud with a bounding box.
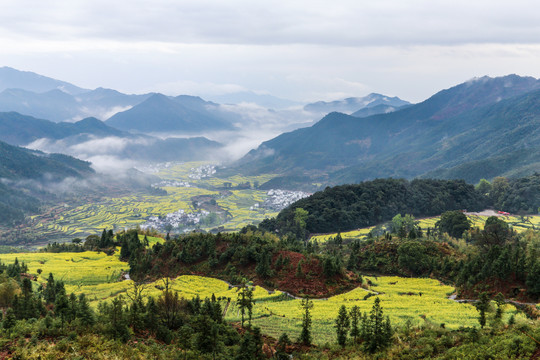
[1,1,540,103]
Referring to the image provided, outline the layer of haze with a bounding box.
[1,1,540,103]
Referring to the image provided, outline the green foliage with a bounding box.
[271,179,485,235]
[299,297,313,346]
[235,327,264,360]
[237,285,254,328]
[474,292,490,329]
[335,305,350,347]
[435,210,471,239]
[364,297,393,353]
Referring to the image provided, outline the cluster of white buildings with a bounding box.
[136,162,178,174]
[141,209,210,232]
[151,180,191,188]
[189,165,217,179]
[261,189,311,211]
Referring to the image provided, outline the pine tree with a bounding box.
[54,292,70,327]
[299,297,313,345]
[235,327,264,360]
[3,308,16,330]
[237,285,254,328]
[349,305,361,343]
[107,295,130,342]
[178,324,193,360]
[335,305,350,347]
[145,296,159,334]
[256,251,272,278]
[295,261,303,278]
[365,297,392,353]
[275,333,291,360]
[494,292,505,320]
[77,294,94,326]
[68,293,78,323]
[474,292,490,328]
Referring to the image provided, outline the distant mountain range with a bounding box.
[304,93,411,115]
[206,91,301,109]
[0,139,94,181]
[0,112,224,163]
[0,67,150,122]
[238,75,540,185]
[107,93,235,133]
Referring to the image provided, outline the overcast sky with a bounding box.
[1,0,540,103]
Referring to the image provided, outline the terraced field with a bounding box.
[26,162,279,241]
[311,214,540,243]
[3,250,520,345]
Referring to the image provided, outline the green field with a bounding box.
[25,162,279,241]
[2,250,522,345]
[311,214,540,243]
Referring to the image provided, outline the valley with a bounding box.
[0,68,539,358]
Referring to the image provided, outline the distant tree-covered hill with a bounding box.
[0,140,93,181]
[304,93,410,115]
[106,93,235,133]
[260,178,486,235]
[0,140,95,225]
[0,111,224,163]
[238,75,540,185]
[0,112,125,145]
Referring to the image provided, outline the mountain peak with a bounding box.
[0,67,87,95]
[304,93,410,115]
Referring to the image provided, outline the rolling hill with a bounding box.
[0,112,125,145]
[106,93,235,133]
[0,140,95,225]
[238,75,540,185]
[0,111,224,163]
[304,93,410,115]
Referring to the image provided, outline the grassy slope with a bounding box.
[2,250,525,345]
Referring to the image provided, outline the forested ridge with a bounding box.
[260,175,540,236]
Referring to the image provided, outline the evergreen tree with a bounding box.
[77,293,95,326]
[275,333,291,360]
[178,324,193,360]
[295,261,303,278]
[365,297,392,353]
[474,292,490,329]
[107,295,130,342]
[494,292,505,320]
[299,297,313,346]
[3,308,16,330]
[235,327,265,360]
[335,304,350,347]
[256,251,272,278]
[349,305,361,343]
[237,285,254,328]
[54,292,70,327]
[145,296,159,335]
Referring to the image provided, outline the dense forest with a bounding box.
[260,175,540,236]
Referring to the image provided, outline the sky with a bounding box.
[1,0,540,103]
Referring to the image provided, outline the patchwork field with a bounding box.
[311,214,540,243]
[25,162,279,242]
[2,250,522,345]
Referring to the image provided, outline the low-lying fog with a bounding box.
[25,103,317,174]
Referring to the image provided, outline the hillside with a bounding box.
[0,111,224,163]
[238,75,540,185]
[0,140,95,225]
[0,66,86,94]
[304,93,410,115]
[259,178,485,235]
[0,112,125,145]
[106,93,235,133]
[0,140,93,181]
